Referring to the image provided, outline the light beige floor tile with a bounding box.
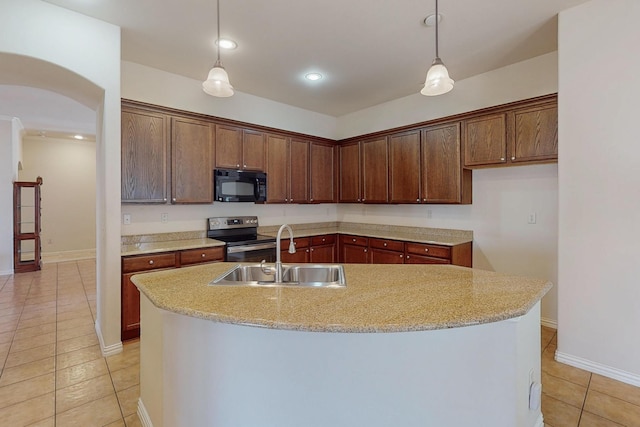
[56,344,103,370]
[104,420,126,427]
[56,310,93,323]
[0,330,13,344]
[542,394,581,427]
[56,357,109,389]
[0,392,54,426]
[106,342,140,372]
[583,389,640,426]
[26,416,56,426]
[11,331,56,353]
[125,413,143,427]
[56,323,96,342]
[55,393,122,427]
[0,307,22,317]
[111,364,140,392]
[117,384,140,416]
[0,372,55,409]
[56,333,99,355]
[17,314,57,329]
[542,371,588,408]
[5,343,55,368]
[56,373,115,413]
[13,322,56,340]
[0,341,10,354]
[0,322,18,334]
[21,304,56,316]
[56,316,95,332]
[542,345,591,387]
[578,411,625,427]
[0,356,55,387]
[589,373,640,407]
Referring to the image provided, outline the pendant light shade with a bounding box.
[203,0,234,97]
[421,0,454,96]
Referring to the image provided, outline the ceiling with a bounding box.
[42,0,588,117]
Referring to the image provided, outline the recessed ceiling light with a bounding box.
[305,72,323,81]
[216,38,237,49]
[74,134,84,140]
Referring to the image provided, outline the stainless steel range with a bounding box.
[207,216,277,262]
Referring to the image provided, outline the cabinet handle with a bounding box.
[310,198,314,202]
[364,249,368,253]
[416,198,420,202]
[352,238,356,242]
[400,254,403,258]
[243,164,247,168]
[423,199,427,202]
[172,198,176,202]
[148,260,154,265]
[322,238,326,242]
[511,156,516,161]
[383,243,387,247]
[306,249,310,253]
[236,164,240,168]
[424,248,429,252]
[201,253,206,258]
[500,157,505,161]
[310,248,314,252]
[406,255,410,259]
[163,198,167,202]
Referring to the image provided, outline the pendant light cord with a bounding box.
[216,0,221,63]
[435,0,439,58]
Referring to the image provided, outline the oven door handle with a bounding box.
[226,242,277,254]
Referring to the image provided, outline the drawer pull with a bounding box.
[511,156,516,161]
[322,238,326,242]
[406,255,410,259]
[201,253,206,258]
[148,260,154,265]
[400,254,403,258]
[352,238,356,242]
[364,249,368,253]
[383,243,387,247]
[424,248,429,252]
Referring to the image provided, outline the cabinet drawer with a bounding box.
[311,234,336,246]
[369,238,404,252]
[340,235,368,247]
[122,253,177,273]
[405,242,451,259]
[180,246,224,266]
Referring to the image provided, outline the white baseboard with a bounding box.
[534,413,544,427]
[540,317,557,329]
[556,350,640,387]
[42,249,96,263]
[0,269,14,276]
[138,398,154,427]
[95,320,123,357]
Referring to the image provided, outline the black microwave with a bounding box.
[214,169,267,202]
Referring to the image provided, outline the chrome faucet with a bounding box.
[275,224,296,283]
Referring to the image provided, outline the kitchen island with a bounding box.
[132,262,551,427]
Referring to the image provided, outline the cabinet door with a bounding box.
[289,138,309,203]
[361,137,389,203]
[341,244,369,263]
[509,104,558,163]
[265,134,289,203]
[464,114,507,167]
[389,130,421,204]
[338,141,361,202]
[309,142,335,203]
[121,109,169,203]
[422,122,470,204]
[242,130,266,171]
[310,244,336,263]
[172,117,214,203]
[370,248,405,264]
[215,125,243,169]
[122,273,141,341]
[280,249,309,263]
[404,254,450,264]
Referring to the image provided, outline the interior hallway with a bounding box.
[1,260,639,426]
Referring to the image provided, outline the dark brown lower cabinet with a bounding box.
[121,246,224,341]
[339,235,370,263]
[309,235,337,263]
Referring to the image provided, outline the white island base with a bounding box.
[138,295,543,427]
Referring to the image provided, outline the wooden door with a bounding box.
[338,141,361,202]
[265,134,289,203]
[309,142,335,203]
[121,109,169,203]
[289,138,309,203]
[361,137,389,203]
[121,273,141,341]
[464,114,507,166]
[215,125,243,169]
[242,130,266,171]
[172,117,214,203]
[13,178,42,273]
[389,130,421,203]
[422,122,470,204]
[509,104,558,163]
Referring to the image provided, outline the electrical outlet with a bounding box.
[161,213,169,223]
[528,212,537,224]
[123,214,131,225]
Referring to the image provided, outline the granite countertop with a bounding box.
[132,262,551,333]
[121,238,225,257]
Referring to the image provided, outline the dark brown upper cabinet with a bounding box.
[464,113,508,167]
[338,141,361,203]
[171,117,214,203]
[508,103,558,163]
[361,137,389,203]
[309,141,336,203]
[389,130,421,203]
[215,125,265,171]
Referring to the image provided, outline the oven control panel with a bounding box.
[208,216,259,230]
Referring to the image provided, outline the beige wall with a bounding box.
[19,135,96,256]
[557,0,640,385]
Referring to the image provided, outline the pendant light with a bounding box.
[421,0,454,96]
[202,0,234,97]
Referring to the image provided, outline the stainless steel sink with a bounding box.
[210,263,346,287]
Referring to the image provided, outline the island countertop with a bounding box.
[132,262,552,333]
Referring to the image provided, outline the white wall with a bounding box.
[0,117,23,275]
[0,0,122,353]
[122,61,336,139]
[19,136,96,255]
[557,0,640,385]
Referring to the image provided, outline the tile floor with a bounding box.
[0,260,140,426]
[1,260,639,426]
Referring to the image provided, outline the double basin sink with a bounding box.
[210,263,346,288]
